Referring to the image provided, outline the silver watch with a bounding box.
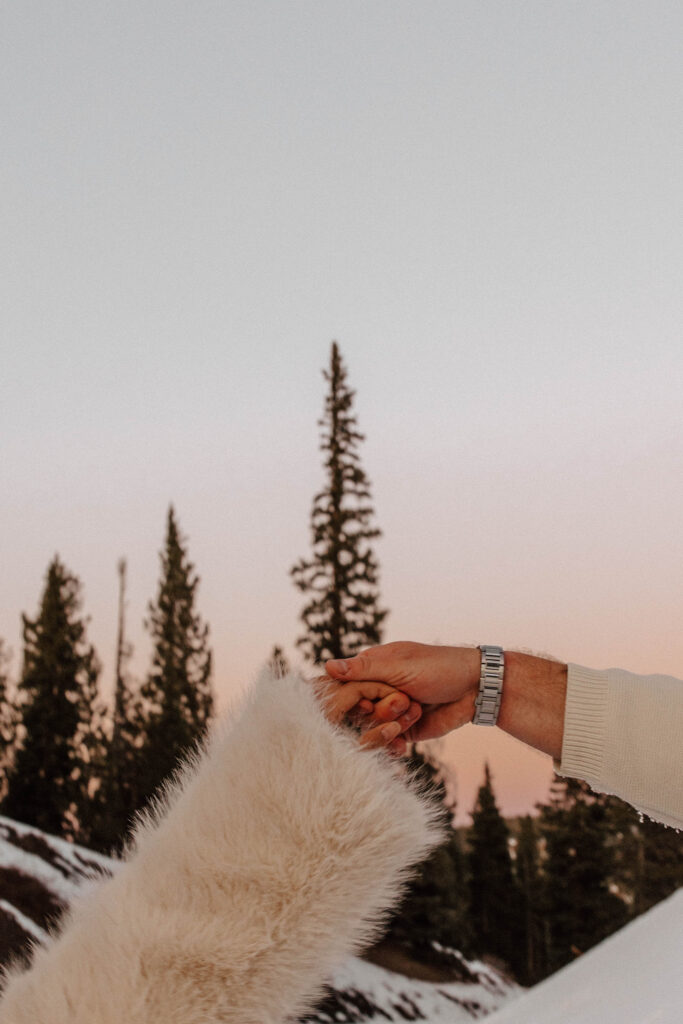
[473,645,504,726]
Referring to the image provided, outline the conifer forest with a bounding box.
[1,343,681,987]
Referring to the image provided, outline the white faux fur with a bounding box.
[0,670,443,1023]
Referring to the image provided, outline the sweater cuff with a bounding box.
[557,663,610,786]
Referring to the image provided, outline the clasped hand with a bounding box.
[316,641,482,756]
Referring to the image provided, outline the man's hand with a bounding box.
[314,676,423,754]
[325,642,481,743]
[325,642,569,759]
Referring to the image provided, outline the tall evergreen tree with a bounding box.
[538,776,627,974]
[89,558,144,853]
[136,507,214,808]
[1,557,103,840]
[515,815,546,984]
[636,814,683,911]
[604,793,683,918]
[291,342,388,663]
[467,764,522,975]
[0,640,18,800]
[382,748,472,961]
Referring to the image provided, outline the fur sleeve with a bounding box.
[0,670,443,1024]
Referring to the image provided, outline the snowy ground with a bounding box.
[308,955,518,1022]
[480,888,683,1024]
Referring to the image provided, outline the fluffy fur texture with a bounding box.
[0,670,443,1023]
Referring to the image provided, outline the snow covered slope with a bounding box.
[480,888,683,1024]
[0,815,519,1021]
[0,815,113,958]
[306,954,517,1022]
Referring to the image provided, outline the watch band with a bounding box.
[473,645,505,726]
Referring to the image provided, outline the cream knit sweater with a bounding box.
[558,663,683,829]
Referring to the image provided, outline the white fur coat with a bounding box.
[0,671,442,1023]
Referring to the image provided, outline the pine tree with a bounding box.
[515,815,545,984]
[136,507,214,808]
[0,640,18,800]
[382,748,472,962]
[467,764,522,975]
[605,794,683,918]
[291,342,388,663]
[538,776,627,974]
[89,559,144,853]
[1,557,103,840]
[637,815,683,911]
[267,645,290,679]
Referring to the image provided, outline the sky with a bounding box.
[2,1,682,822]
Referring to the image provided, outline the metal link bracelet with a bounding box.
[473,645,505,726]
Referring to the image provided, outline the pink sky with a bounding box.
[2,2,682,823]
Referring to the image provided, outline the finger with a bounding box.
[326,680,411,722]
[364,696,422,730]
[367,691,410,722]
[359,719,402,751]
[398,700,422,732]
[388,734,409,757]
[325,642,411,685]
[349,695,418,731]
[347,698,374,727]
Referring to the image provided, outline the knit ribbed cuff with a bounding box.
[558,663,610,785]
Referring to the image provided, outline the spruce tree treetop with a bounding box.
[0,639,18,799]
[381,746,472,961]
[1,556,102,840]
[291,342,388,663]
[538,775,628,972]
[138,506,214,803]
[88,557,142,854]
[467,762,522,976]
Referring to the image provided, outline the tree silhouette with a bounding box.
[467,764,522,975]
[1,557,103,840]
[136,507,214,808]
[88,558,143,853]
[291,342,387,663]
[0,640,18,801]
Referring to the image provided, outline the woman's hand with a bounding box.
[314,676,423,754]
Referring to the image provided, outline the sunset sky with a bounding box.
[2,1,682,822]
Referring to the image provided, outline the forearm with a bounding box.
[0,672,441,1024]
[481,651,682,827]
[443,646,568,758]
[496,651,568,761]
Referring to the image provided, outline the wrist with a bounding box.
[458,646,482,712]
[497,650,568,760]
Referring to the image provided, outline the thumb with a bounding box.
[325,650,381,682]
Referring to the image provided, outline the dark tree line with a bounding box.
[0,506,214,853]
[0,339,681,988]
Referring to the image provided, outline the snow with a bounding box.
[0,816,113,904]
[476,888,683,1024]
[321,956,518,1022]
[0,899,47,942]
